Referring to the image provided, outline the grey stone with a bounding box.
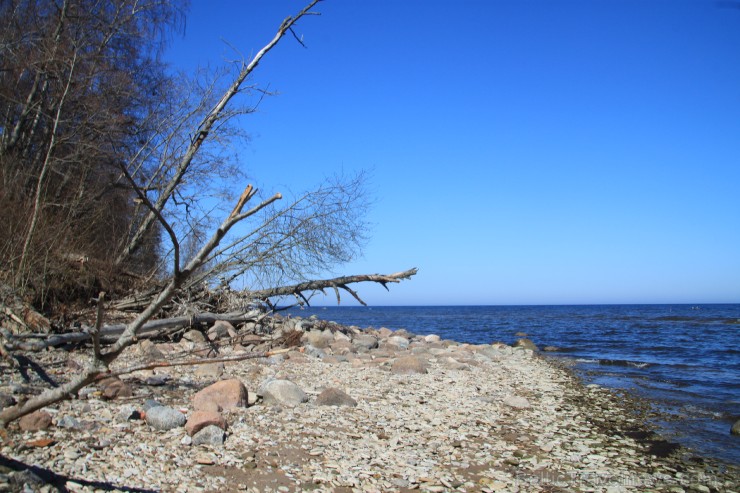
[732,419,740,436]
[315,387,357,407]
[192,424,225,446]
[143,374,169,386]
[143,399,162,411]
[353,334,378,350]
[56,415,82,429]
[261,379,308,406]
[145,405,186,431]
[116,405,141,422]
[386,335,410,349]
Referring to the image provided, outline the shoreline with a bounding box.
[1,318,738,492]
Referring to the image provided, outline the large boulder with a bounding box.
[732,420,740,436]
[352,334,378,351]
[378,327,393,338]
[192,379,249,412]
[386,335,410,350]
[260,379,308,407]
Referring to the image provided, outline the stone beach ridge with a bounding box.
[1,316,738,493]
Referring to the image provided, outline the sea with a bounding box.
[287,304,740,466]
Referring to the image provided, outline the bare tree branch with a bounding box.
[246,268,418,303]
[116,0,321,265]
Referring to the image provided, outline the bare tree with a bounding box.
[0,0,187,304]
[0,0,418,427]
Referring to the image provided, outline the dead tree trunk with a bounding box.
[1,309,263,351]
[250,269,419,306]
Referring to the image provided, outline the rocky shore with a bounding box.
[1,316,737,493]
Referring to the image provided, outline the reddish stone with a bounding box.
[192,379,248,412]
[185,411,227,436]
[19,410,53,431]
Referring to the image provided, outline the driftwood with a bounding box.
[1,310,264,351]
[0,1,418,429]
[251,268,419,306]
[1,269,418,352]
[112,269,419,312]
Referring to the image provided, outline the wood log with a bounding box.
[1,309,263,351]
[248,268,419,306]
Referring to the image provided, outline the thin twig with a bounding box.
[107,348,291,378]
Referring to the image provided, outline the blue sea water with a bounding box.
[287,304,740,465]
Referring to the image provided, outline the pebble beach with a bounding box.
[1,318,738,493]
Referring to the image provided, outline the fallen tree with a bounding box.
[1,268,418,351]
[0,0,418,428]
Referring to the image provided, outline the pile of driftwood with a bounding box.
[0,267,416,427]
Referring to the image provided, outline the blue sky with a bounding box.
[166,0,740,306]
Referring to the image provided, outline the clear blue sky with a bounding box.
[166,0,740,306]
